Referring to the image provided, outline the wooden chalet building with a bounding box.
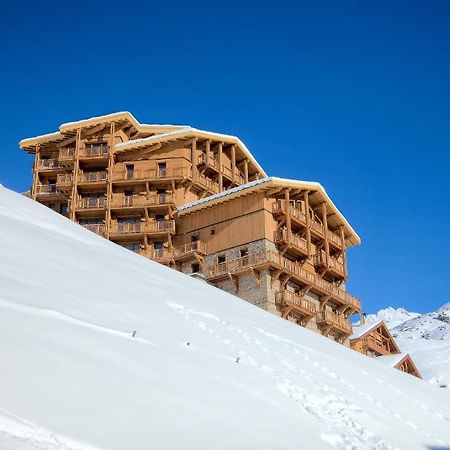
[350,320,421,378]
[19,112,420,366]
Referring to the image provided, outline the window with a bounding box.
[211,228,216,235]
[240,248,249,258]
[60,204,68,216]
[126,164,134,180]
[191,263,200,273]
[191,234,199,242]
[217,255,226,264]
[153,241,163,250]
[158,162,167,177]
[156,214,165,222]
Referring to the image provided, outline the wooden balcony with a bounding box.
[35,184,61,198]
[207,250,361,312]
[111,193,174,209]
[79,145,109,158]
[358,335,393,357]
[275,291,316,318]
[196,173,220,193]
[173,241,207,260]
[76,197,106,210]
[58,148,75,164]
[38,158,61,171]
[110,220,175,236]
[273,200,343,248]
[316,310,352,335]
[81,223,106,237]
[198,153,220,171]
[274,229,308,258]
[142,248,174,264]
[56,174,73,192]
[222,164,233,180]
[79,171,108,184]
[313,251,345,279]
[112,167,191,182]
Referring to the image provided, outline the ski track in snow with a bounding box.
[167,301,439,450]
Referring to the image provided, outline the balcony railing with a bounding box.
[313,251,345,276]
[196,173,220,193]
[111,193,174,208]
[56,173,73,184]
[36,184,58,195]
[112,167,191,182]
[359,335,392,356]
[77,197,106,209]
[173,241,207,258]
[222,164,233,179]
[80,171,108,183]
[81,223,106,237]
[38,158,61,170]
[275,291,316,316]
[59,148,75,161]
[316,310,352,334]
[143,248,174,261]
[79,145,109,158]
[274,229,308,255]
[111,220,175,234]
[273,200,343,248]
[208,250,360,311]
[198,153,220,170]
[147,220,176,233]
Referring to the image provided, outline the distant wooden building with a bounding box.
[18,111,420,368]
[350,320,421,378]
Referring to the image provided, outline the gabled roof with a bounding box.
[376,353,422,378]
[350,320,401,354]
[19,111,187,152]
[350,320,383,340]
[177,177,360,246]
[115,126,267,177]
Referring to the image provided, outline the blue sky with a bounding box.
[1,1,449,314]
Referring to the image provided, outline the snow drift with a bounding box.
[0,185,449,450]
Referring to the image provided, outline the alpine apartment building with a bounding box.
[19,111,419,376]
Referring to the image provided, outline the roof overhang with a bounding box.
[177,177,360,246]
[115,127,267,177]
[19,111,187,153]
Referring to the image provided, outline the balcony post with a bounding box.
[231,144,236,183]
[243,159,249,183]
[191,138,198,181]
[31,144,40,200]
[321,202,330,269]
[303,191,311,257]
[69,128,81,221]
[285,189,291,245]
[205,139,210,165]
[339,226,348,279]
[218,142,223,191]
[105,122,115,239]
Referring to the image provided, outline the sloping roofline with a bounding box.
[115,127,267,177]
[350,320,400,353]
[19,111,187,152]
[177,177,361,246]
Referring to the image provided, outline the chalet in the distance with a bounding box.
[20,111,419,377]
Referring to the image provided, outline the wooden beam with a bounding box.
[105,122,115,239]
[205,139,211,165]
[31,145,40,200]
[243,158,249,183]
[69,129,81,221]
[231,144,236,183]
[285,189,291,245]
[218,142,223,191]
[340,226,348,279]
[321,202,330,269]
[303,191,311,258]
[191,138,198,181]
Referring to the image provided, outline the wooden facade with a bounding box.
[20,112,420,370]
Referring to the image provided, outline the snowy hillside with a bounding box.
[0,186,450,450]
[367,306,450,389]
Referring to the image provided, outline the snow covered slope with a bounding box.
[368,306,450,389]
[0,186,450,450]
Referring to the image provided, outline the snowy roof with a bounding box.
[177,177,361,246]
[115,126,267,177]
[376,353,410,368]
[350,320,384,340]
[19,111,187,151]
